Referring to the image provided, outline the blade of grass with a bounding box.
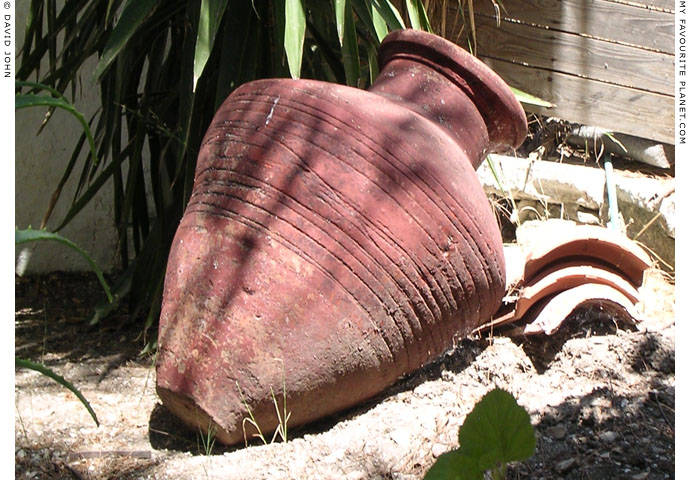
[510,86,555,108]
[603,132,628,153]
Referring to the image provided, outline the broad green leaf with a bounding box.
[423,451,483,480]
[284,0,306,79]
[510,86,555,108]
[15,84,98,166]
[370,2,389,42]
[193,0,230,91]
[93,0,157,79]
[405,0,433,32]
[15,228,113,303]
[458,388,536,472]
[335,0,347,44]
[16,357,99,427]
[371,0,405,30]
[351,0,388,43]
[335,0,360,86]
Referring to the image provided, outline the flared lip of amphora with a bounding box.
[377,28,528,155]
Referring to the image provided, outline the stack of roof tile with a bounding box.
[478,224,653,336]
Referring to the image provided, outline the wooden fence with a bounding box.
[427,0,675,144]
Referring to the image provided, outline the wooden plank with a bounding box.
[480,58,674,144]
[456,14,674,95]
[462,0,675,53]
[607,0,675,12]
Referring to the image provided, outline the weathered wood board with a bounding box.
[429,0,675,144]
[483,60,674,144]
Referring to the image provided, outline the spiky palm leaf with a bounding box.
[17,0,432,338]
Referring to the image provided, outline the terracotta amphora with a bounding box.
[156,29,527,445]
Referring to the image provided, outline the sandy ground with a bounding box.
[15,260,674,479]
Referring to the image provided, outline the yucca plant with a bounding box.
[17,0,436,340]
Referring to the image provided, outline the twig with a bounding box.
[652,392,673,429]
[66,450,152,462]
[635,241,674,271]
[633,212,663,241]
[148,427,197,446]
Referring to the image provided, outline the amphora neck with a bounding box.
[368,29,527,169]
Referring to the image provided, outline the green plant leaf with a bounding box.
[365,41,379,84]
[335,0,347,44]
[369,2,389,42]
[193,0,230,91]
[17,0,441,335]
[15,84,98,166]
[16,357,99,426]
[283,0,306,79]
[304,13,345,84]
[351,0,387,43]
[458,388,536,472]
[335,0,360,86]
[371,0,405,30]
[89,265,132,326]
[423,451,483,480]
[15,228,113,303]
[485,154,506,194]
[213,2,261,107]
[405,0,433,32]
[93,0,157,80]
[510,87,555,108]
